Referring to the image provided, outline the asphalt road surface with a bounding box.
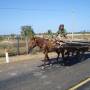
[0,53,90,90]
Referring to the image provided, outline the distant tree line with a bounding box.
[0,26,90,40]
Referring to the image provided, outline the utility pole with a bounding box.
[16,35,20,55]
[72,32,74,40]
[72,10,75,41]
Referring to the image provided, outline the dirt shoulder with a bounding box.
[0,52,57,65]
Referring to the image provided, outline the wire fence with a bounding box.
[0,34,90,57]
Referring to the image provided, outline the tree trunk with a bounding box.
[25,36,29,54]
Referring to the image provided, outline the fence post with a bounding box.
[16,35,20,55]
[72,32,74,40]
[5,49,9,63]
[25,36,29,54]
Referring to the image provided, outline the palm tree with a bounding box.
[21,26,35,54]
[21,26,35,38]
[47,29,53,38]
[10,34,16,40]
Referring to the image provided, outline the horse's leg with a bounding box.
[42,50,50,69]
[65,49,70,58]
[44,52,47,66]
[46,52,52,66]
[72,50,74,56]
[41,50,47,69]
[57,52,60,64]
[76,49,81,61]
[72,48,76,56]
[80,50,85,61]
[42,53,46,69]
[46,53,49,60]
[61,49,65,65]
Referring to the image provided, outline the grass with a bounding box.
[0,34,90,57]
[0,52,57,64]
[0,40,41,57]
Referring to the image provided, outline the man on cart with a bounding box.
[57,24,67,39]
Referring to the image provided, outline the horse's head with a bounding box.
[28,37,37,53]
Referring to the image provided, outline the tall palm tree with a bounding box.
[21,26,35,54]
[47,29,53,38]
[21,26,35,38]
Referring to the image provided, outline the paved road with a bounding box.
[0,53,90,90]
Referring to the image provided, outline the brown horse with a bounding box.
[28,37,65,68]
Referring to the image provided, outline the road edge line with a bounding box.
[68,77,90,90]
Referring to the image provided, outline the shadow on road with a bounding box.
[64,52,90,66]
[38,52,90,67]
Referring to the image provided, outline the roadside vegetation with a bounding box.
[0,25,90,57]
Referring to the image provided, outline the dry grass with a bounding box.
[67,34,90,41]
[0,34,90,57]
[0,52,57,64]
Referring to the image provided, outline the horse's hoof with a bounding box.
[41,66,45,70]
[50,64,53,67]
[61,63,65,66]
[57,62,60,64]
[56,65,60,68]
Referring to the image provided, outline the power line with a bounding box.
[0,7,61,11]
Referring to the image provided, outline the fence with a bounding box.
[0,34,90,57]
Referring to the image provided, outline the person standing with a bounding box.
[57,24,67,39]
